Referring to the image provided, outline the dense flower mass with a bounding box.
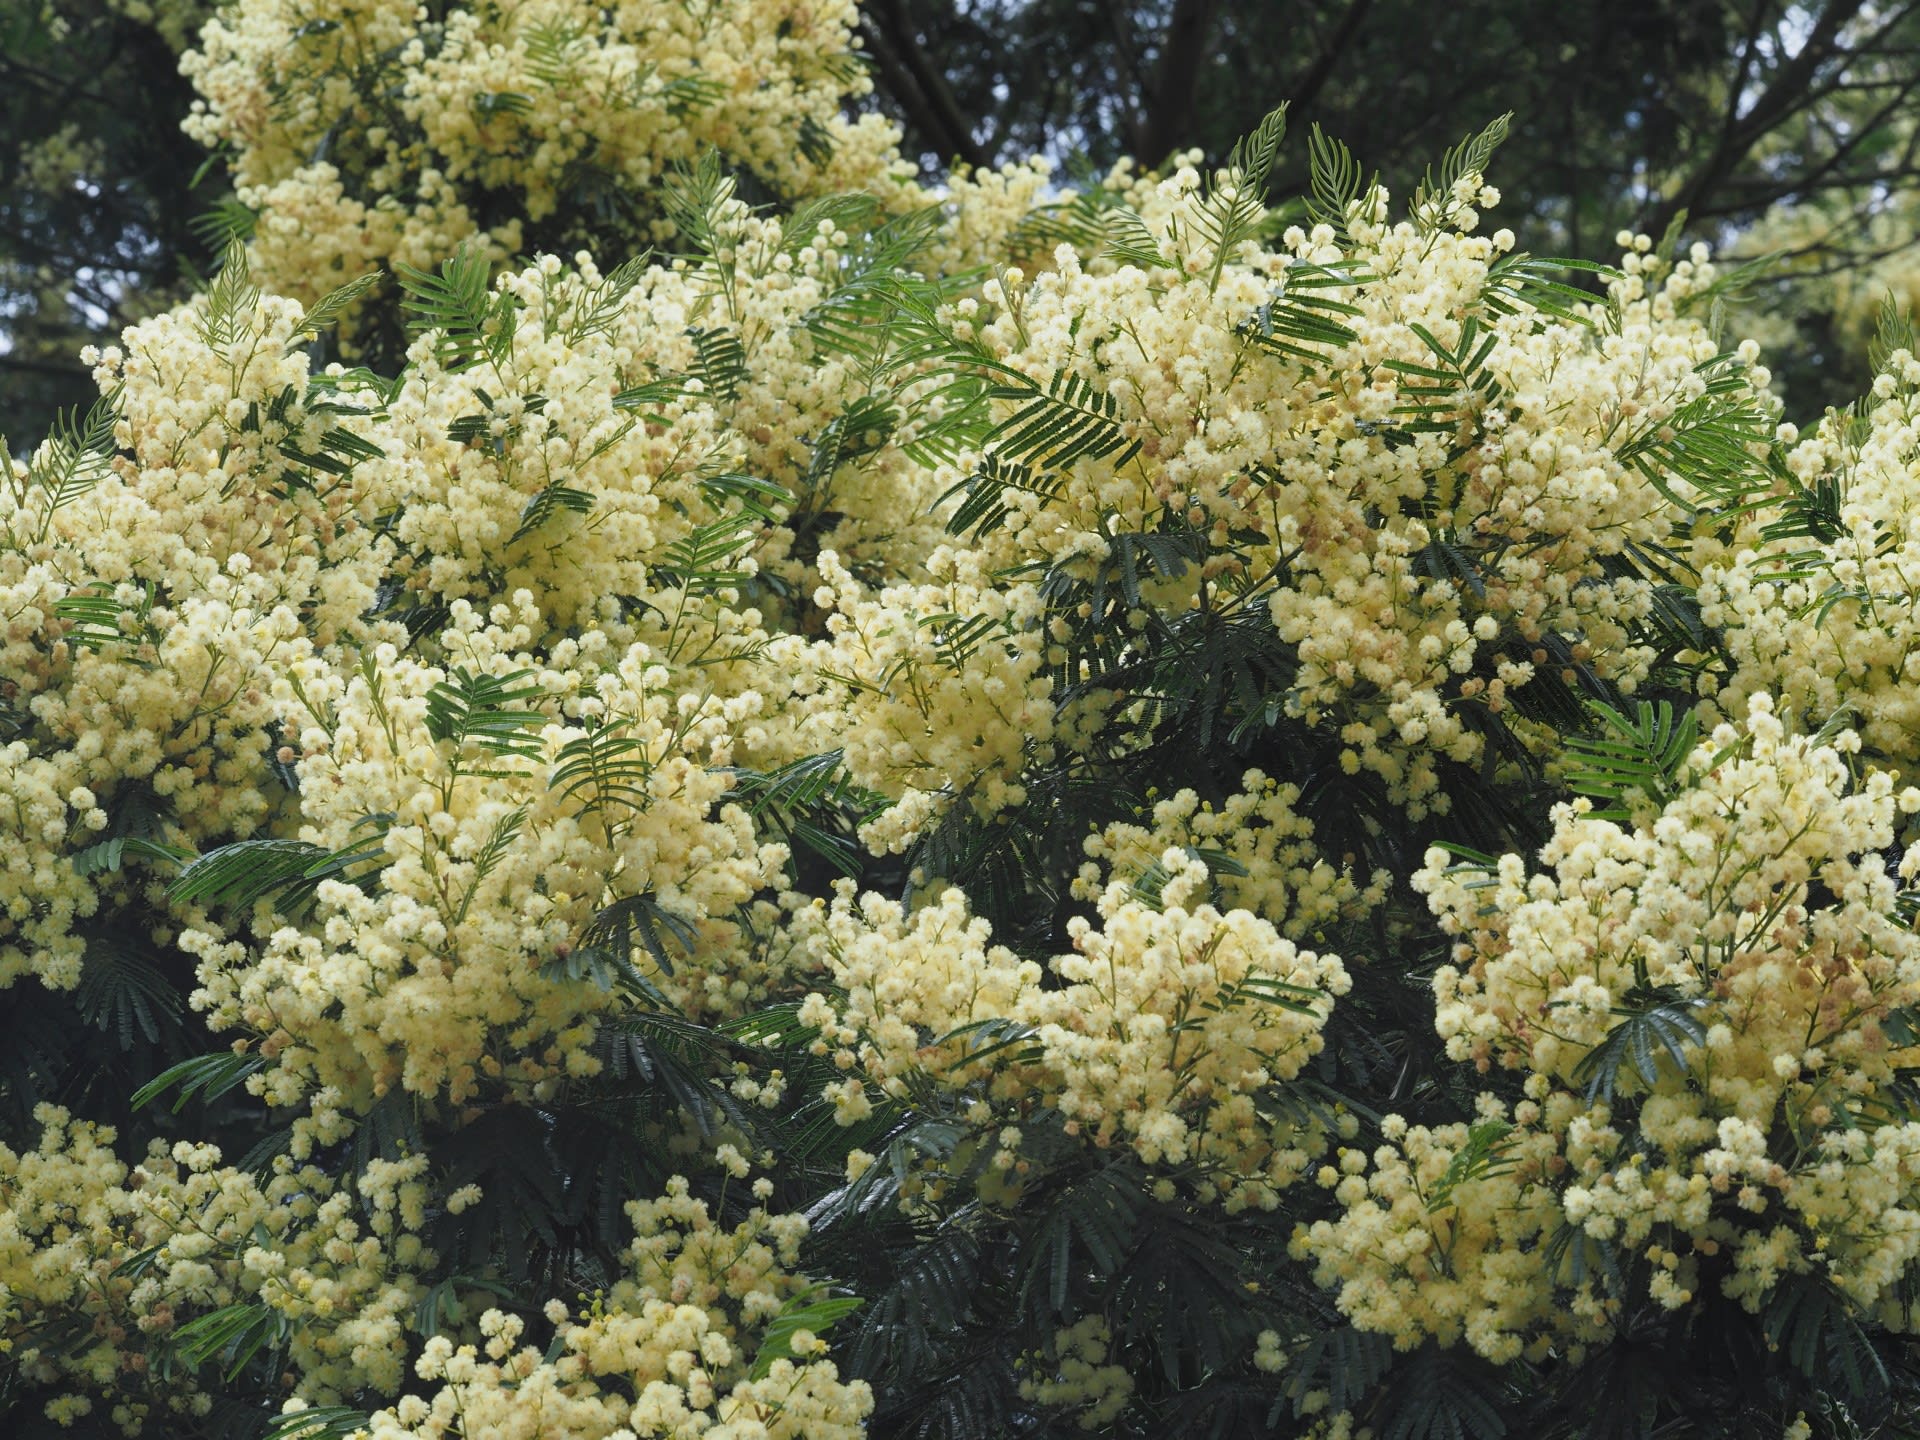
[9,2,1920,1437]
[182,0,916,313]
[793,856,1352,1211]
[1306,695,1920,1364]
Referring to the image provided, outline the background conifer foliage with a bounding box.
[11,3,1920,1439]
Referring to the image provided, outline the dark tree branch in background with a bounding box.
[1286,0,1376,125]
[1643,0,1879,236]
[859,0,990,168]
[1097,4,1150,149]
[0,354,90,381]
[1687,68,1920,215]
[1133,0,1221,166]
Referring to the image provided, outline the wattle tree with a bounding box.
[4,5,1920,1439]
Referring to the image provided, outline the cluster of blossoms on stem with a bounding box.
[180,0,916,312]
[936,172,1762,814]
[1304,695,1920,1362]
[343,1177,871,1440]
[1,1106,442,1425]
[792,853,1352,1211]
[1702,345,1920,763]
[1015,1316,1135,1431]
[1072,769,1388,940]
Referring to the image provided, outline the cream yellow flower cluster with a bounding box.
[793,853,1350,1210]
[1016,1316,1134,1431]
[184,617,787,1125]
[181,0,916,309]
[942,172,1754,813]
[5,1101,867,1435]
[0,272,391,992]
[780,547,1057,847]
[1304,696,1920,1361]
[1703,345,1920,761]
[0,250,793,1105]
[344,1177,871,1440]
[1,1106,440,1425]
[1073,769,1388,940]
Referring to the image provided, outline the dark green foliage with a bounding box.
[168,825,388,919]
[723,749,886,879]
[396,246,516,373]
[1561,700,1699,820]
[1372,1347,1510,1440]
[258,1408,372,1440]
[1570,997,1708,1104]
[423,667,546,759]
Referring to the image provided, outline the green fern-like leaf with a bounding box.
[1187,102,1288,292]
[188,199,258,255]
[698,469,794,521]
[984,369,1140,473]
[451,805,528,926]
[193,239,263,352]
[284,271,381,352]
[662,151,745,316]
[1615,354,1775,516]
[168,822,388,918]
[1281,1325,1396,1419]
[521,17,586,86]
[1380,316,1502,435]
[1413,114,1512,235]
[509,482,595,543]
[1112,1205,1258,1381]
[582,892,700,978]
[846,1227,981,1373]
[131,1050,267,1113]
[937,452,1068,538]
[1246,263,1362,367]
[19,385,122,542]
[541,942,673,1007]
[722,749,884,876]
[657,509,761,598]
[1764,1275,1890,1400]
[1570,995,1708,1103]
[563,250,652,344]
[780,193,883,258]
[750,1292,865,1379]
[1018,1165,1146,1315]
[1480,253,1612,327]
[54,580,155,651]
[1103,207,1177,272]
[1868,290,1918,380]
[1562,699,1698,821]
[75,940,180,1048]
[688,323,747,403]
[1426,1119,1517,1213]
[1305,122,1372,243]
[551,723,657,818]
[163,1302,287,1384]
[804,392,898,490]
[396,245,515,372]
[1374,1345,1509,1440]
[595,1012,747,1136]
[1009,184,1116,258]
[424,667,547,760]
